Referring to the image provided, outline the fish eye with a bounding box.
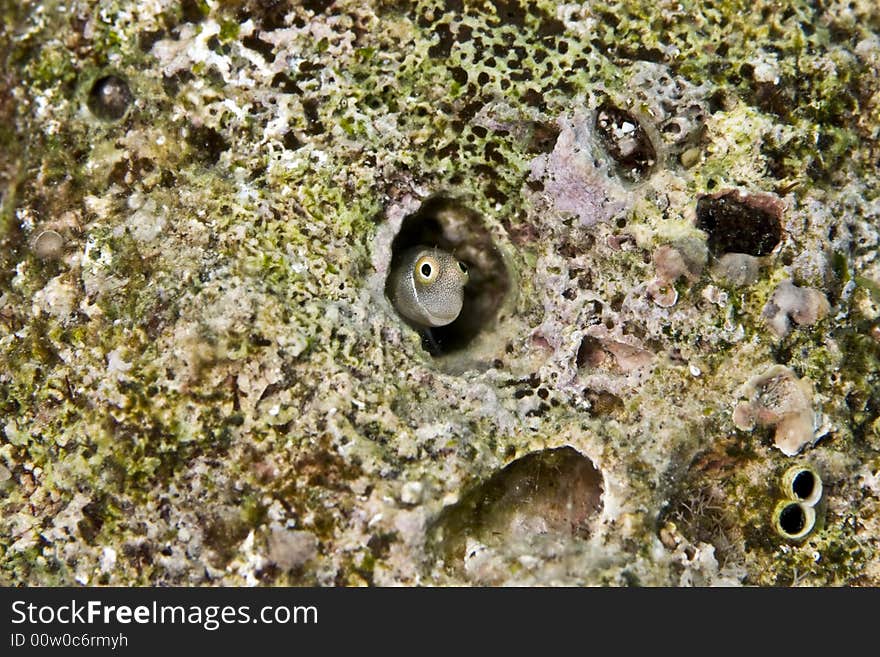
[458,261,468,274]
[414,255,439,283]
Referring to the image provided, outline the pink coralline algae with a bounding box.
[529,111,630,227]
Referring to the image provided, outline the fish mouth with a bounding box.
[426,308,461,327]
[425,297,464,327]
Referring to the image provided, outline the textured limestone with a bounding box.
[1,0,879,586]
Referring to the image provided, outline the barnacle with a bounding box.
[772,465,823,542]
[31,230,64,260]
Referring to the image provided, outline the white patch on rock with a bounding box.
[106,349,133,380]
[233,530,267,587]
[752,59,781,85]
[32,275,76,320]
[400,481,423,505]
[701,284,729,307]
[99,547,117,574]
[152,21,231,80]
[127,199,167,243]
[41,493,90,544]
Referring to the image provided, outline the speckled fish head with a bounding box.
[391,247,469,327]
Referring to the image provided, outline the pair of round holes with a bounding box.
[773,466,822,541]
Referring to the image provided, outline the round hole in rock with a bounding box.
[87,75,133,121]
[695,190,783,257]
[385,196,510,356]
[428,446,604,578]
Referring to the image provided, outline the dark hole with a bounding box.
[791,470,815,500]
[538,16,566,37]
[282,131,303,150]
[302,0,333,14]
[459,261,468,273]
[594,102,656,182]
[236,5,294,30]
[428,23,454,59]
[206,35,222,52]
[576,335,602,368]
[181,0,209,23]
[772,343,792,365]
[779,503,806,535]
[271,72,301,94]
[449,66,468,86]
[527,121,560,154]
[242,35,276,62]
[696,191,783,257]
[139,29,166,52]
[385,196,510,356]
[186,125,229,165]
[78,499,106,544]
[87,75,133,121]
[421,263,432,277]
[302,98,324,135]
[522,88,545,109]
[162,70,194,97]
